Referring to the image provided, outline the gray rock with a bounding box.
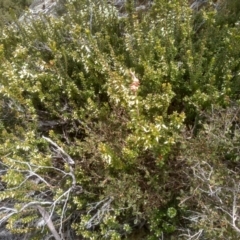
[19,0,65,22]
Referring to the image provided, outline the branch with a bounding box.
[0,201,52,226]
[37,205,62,240]
[42,135,77,192]
[42,136,75,166]
[0,138,80,238]
[85,197,114,229]
[179,229,204,240]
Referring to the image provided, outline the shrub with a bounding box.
[178,103,240,239]
[1,0,240,239]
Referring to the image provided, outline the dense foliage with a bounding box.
[1,0,240,239]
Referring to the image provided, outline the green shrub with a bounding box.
[1,0,240,239]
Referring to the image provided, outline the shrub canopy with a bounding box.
[1,0,240,239]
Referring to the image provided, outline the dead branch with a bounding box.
[37,205,62,240]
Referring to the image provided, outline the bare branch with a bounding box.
[85,196,114,229]
[37,205,62,240]
[0,138,80,239]
[0,201,52,226]
[179,229,204,240]
[42,136,75,166]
